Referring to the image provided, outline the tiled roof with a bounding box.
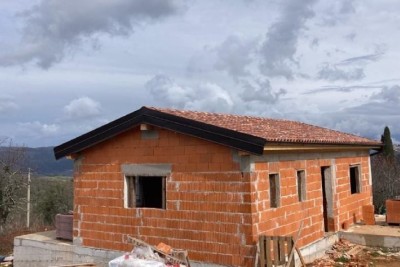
[54,106,381,159]
[149,107,381,146]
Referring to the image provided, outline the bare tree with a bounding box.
[371,154,400,214]
[0,139,27,232]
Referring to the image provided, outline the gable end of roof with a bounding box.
[53,107,266,159]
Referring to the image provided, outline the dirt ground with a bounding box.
[307,239,400,267]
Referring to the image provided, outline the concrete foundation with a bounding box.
[13,231,226,267]
[20,227,400,267]
[296,233,339,264]
[13,231,122,267]
[14,230,342,267]
[339,221,400,249]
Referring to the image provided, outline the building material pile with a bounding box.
[109,236,190,267]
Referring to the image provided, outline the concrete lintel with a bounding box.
[121,163,172,176]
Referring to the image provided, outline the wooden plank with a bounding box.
[278,236,286,264]
[265,236,272,267]
[286,236,293,267]
[295,247,306,267]
[254,241,260,267]
[286,221,304,267]
[259,236,266,267]
[290,237,295,267]
[273,236,279,267]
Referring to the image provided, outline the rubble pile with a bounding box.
[109,237,189,267]
[309,239,400,267]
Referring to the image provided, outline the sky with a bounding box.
[0,0,399,147]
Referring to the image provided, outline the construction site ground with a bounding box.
[307,238,400,266]
[308,215,400,266]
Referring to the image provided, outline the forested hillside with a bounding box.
[25,147,73,176]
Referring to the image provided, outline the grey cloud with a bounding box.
[63,97,101,119]
[321,0,356,26]
[259,0,317,79]
[317,63,365,81]
[339,0,355,15]
[304,85,380,94]
[214,35,257,79]
[338,51,385,66]
[0,95,18,113]
[146,73,288,116]
[145,75,234,113]
[372,85,400,104]
[345,32,356,42]
[318,46,386,82]
[311,38,319,48]
[0,0,183,68]
[240,79,287,104]
[328,86,400,140]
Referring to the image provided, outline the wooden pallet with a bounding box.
[259,235,294,267]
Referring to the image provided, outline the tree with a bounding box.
[33,177,73,225]
[371,155,400,213]
[381,126,395,159]
[0,139,27,231]
[372,126,399,213]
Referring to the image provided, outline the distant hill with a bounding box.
[25,147,73,176]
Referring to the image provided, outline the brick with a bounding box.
[71,126,374,267]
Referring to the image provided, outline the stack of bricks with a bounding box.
[386,199,400,224]
[362,205,375,225]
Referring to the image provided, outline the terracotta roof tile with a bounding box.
[149,107,381,146]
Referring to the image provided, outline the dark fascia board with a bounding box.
[53,107,266,159]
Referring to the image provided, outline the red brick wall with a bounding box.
[73,125,372,266]
[251,153,372,248]
[73,126,254,266]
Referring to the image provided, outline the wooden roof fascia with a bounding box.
[263,142,383,152]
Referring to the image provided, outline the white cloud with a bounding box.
[0,0,400,147]
[146,74,234,113]
[18,121,60,136]
[64,97,101,119]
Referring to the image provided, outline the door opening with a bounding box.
[321,166,334,232]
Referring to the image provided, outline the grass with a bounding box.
[335,255,350,263]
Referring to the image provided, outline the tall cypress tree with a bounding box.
[381,126,395,159]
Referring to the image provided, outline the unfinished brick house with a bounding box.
[54,106,381,266]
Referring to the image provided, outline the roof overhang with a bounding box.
[54,106,383,160]
[263,142,382,152]
[54,107,266,159]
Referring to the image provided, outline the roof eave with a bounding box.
[54,107,266,160]
[263,142,383,152]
